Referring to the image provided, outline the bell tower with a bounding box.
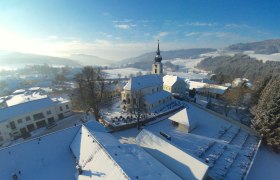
[152,40,163,74]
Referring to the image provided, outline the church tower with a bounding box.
[152,40,163,74]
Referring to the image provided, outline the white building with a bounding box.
[121,74,172,112]
[121,42,172,112]
[187,80,229,98]
[0,88,72,145]
[163,75,187,96]
[168,108,196,133]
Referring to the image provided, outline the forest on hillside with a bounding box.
[197,54,280,152]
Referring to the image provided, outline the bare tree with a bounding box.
[133,90,146,130]
[74,66,108,119]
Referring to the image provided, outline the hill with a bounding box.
[120,48,216,70]
[226,39,280,54]
[69,54,113,66]
[0,51,80,67]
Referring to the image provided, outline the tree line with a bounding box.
[197,54,280,152]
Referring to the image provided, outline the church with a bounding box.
[121,41,172,112]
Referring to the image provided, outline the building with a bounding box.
[0,88,72,145]
[187,80,228,98]
[0,121,180,179]
[168,108,196,133]
[163,75,187,96]
[152,40,163,75]
[121,41,172,112]
[121,74,172,112]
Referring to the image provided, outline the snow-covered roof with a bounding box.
[136,129,209,180]
[0,121,180,179]
[188,81,228,95]
[73,125,179,179]
[123,74,162,91]
[168,108,196,128]
[163,75,185,87]
[0,125,81,180]
[142,103,260,180]
[144,90,171,104]
[0,97,55,122]
[5,91,48,106]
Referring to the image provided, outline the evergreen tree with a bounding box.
[252,77,280,152]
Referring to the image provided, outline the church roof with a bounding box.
[123,74,162,91]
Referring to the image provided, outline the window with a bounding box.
[17,119,23,124]
[26,116,31,121]
[46,110,52,115]
[59,106,63,111]
[36,120,47,128]
[66,104,69,109]
[33,113,45,121]
[10,121,16,130]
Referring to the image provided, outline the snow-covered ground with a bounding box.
[104,68,148,78]
[243,51,280,62]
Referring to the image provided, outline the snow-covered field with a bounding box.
[243,51,280,62]
[104,67,148,78]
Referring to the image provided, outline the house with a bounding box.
[163,75,187,96]
[187,80,228,98]
[121,41,172,112]
[0,121,180,179]
[0,88,72,145]
[168,108,196,133]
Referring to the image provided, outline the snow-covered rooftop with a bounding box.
[188,81,228,95]
[168,108,196,130]
[136,129,209,180]
[163,74,184,86]
[6,91,48,106]
[114,103,260,180]
[0,121,180,179]
[0,97,55,123]
[0,125,80,179]
[123,74,162,91]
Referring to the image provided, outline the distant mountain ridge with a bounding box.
[226,39,280,54]
[0,51,80,67]
[120,48,216,65]
[70,54,113,66]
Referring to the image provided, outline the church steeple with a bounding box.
[152,40,163,75]
[154,40,162,62]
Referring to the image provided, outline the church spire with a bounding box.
[154,40,162,62]
[156,40,160,55]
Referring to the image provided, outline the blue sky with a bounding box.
[0,0,279,60]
